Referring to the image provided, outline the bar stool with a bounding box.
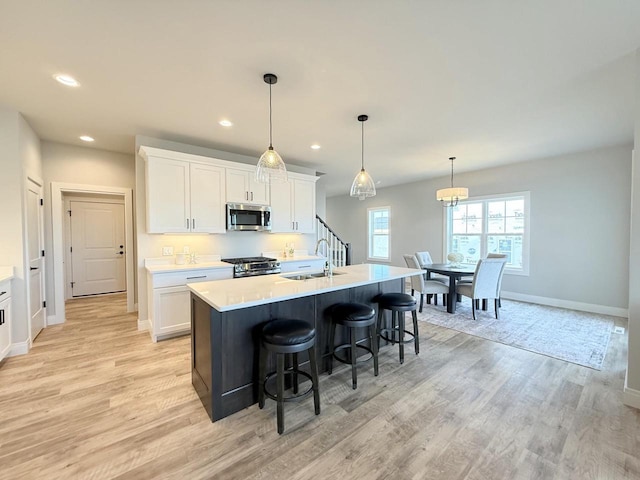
[258,318,321,434]
[328,302,378,389]
[376,292,419,364]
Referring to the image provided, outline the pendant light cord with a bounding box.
[361,120,365,170]
[450,158,454,188]
[269,83,273,148]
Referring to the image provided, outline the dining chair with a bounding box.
[458,253,507,307]
[455,256,507,320]
[403,254,449,312]
[414,251,448,285]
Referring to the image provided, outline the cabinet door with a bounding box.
[154,286,191,338]
[248,176,270,205]
[0,296,11,360]
[293,179,316,233]
[146,157,190,233]
[190,163,226,233]
[270,182,294,233]
[226,168,250,204]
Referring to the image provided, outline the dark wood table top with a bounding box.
[423,263,475,276]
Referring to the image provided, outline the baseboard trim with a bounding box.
[501,291,628,318]
[138,318,150,332]
[47,314,63,325]
[623,375,640,410]
[8,340,30,357]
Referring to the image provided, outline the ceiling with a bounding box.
[1,1,639,197]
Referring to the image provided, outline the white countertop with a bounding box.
[188,263,421,312]
[0,266,14,283]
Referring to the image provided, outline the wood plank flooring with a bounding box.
[0,294,638,479]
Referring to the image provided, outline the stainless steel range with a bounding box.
[221,256,281,278]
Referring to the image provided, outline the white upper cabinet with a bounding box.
[226,166,269,205]
[270,173,318,234]
[141,147,226,234]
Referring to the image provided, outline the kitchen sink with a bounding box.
[281,271,345,281]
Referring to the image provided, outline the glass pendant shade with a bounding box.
[350,168,376,201]
[256,146,287,183]
[256,73,287,184]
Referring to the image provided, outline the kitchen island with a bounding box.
[188,263,420,422]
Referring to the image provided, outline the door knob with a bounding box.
[30,267,38,271]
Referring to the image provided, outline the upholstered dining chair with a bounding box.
[414,251,448,285]
[455,256,507,320]
[457,253,507,307]
[403,254,449,312]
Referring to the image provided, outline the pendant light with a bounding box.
[256,73,287,183]
[436,156,468,207]
[350,114,376,200]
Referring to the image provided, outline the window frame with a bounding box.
[442,191,530,276]
[367,206,391,262]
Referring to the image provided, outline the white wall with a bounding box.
[627,48,640,403]
[0,109,42,347]
[134,136,325,323]
[327,144,632,310]
[41,141,135,318]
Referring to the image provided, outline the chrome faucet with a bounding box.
[314,238,333,277]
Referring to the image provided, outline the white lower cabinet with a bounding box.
[0,281,12,361]
[280,258,325,274]
[147,268,232,342]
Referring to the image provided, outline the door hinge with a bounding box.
[43,300,46,308]
[41,250,45,257]
[70,282,75,288]
[68,210,72,217]
[70,246,73,253]
[40,198,43,206]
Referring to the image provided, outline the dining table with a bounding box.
[423,263,475,313]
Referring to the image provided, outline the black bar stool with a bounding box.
[376,292,419,364]
[328,303,378,389]
[258,318,321,434]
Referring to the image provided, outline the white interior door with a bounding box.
[27,179,45,341]
[70,201,126,297]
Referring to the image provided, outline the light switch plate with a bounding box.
[613,326,625,335]
[162,246,174,256]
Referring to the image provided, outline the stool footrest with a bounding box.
[263,370,314,403]
[333,344,374,365]
[379,328,415,344]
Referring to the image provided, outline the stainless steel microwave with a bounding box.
[226,203,272,231]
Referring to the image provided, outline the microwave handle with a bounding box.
[264,210,271,226]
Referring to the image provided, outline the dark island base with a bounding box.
[191,278,404,422]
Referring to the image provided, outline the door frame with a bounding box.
[24,175,46,345]
[52,183,134,324]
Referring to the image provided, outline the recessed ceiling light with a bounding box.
[219,120,233,127]
[310,144,321,150]
[79,135,94,142]
[54,74,80,87]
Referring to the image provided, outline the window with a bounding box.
[368,206,390,261]
[445,192,529,275]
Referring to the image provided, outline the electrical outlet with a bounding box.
[162,246,174,256]
[613,326,625,335]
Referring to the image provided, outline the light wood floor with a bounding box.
[1,294,639,479]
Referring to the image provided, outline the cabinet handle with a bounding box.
[0,309,4,325]
[186,275,206,280]
[186,218,189,229]
[298,265,311,269]
[192,218,195,229]
[295,221,299,230]
[245,191,249,201]
[0,291,6,297]
[251,191,254,201]
[292,221,294,230]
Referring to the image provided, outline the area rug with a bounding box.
[416,298,616,370]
